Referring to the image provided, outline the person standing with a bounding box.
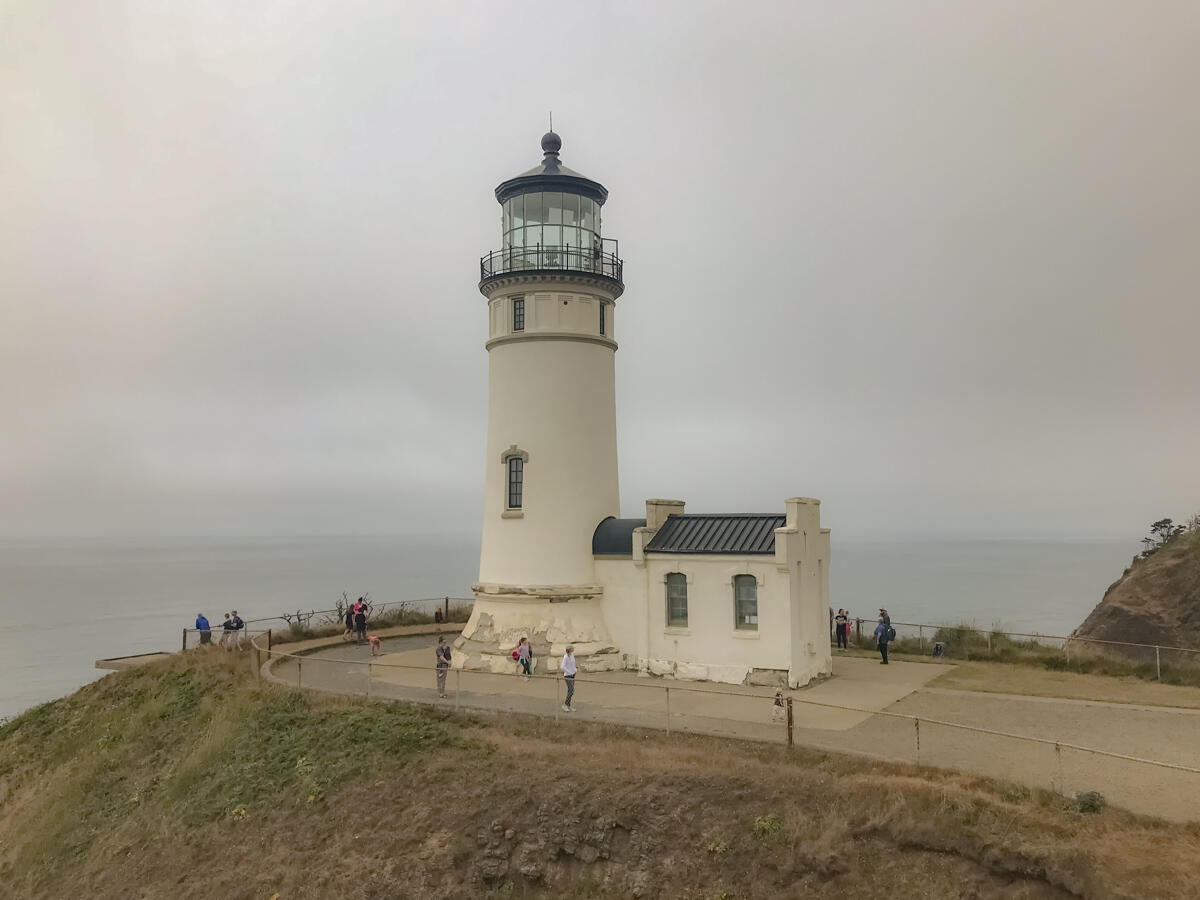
[354,599,367,645]
[195,613,212,647]
[343,604,355,641]
[516,637,532,679]
[834,609,849,650]
[561,645,577,712]
[230,610,244,648]
[877,608,892,665]
[435,636,451,698]
[220,612,234,648]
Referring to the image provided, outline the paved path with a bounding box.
[266,635,1200,823]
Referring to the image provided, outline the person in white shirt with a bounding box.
[561,645,577,712]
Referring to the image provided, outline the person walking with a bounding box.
[343,604,355,642]
[516,637,532,679]
[354,598,367,645]
[195,613,212,647]
[561,645,577,712]
[877,608,892,664]
[435,636,451,698]
[834,609,849,650]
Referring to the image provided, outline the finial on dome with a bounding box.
[541,130,562,154]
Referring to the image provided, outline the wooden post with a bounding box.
[1156,646,1161,681]
[665,687,671,736]
[919,625,924,651]
[366,663,371,698]
[455,668,461,712]
[786,698,794,748]
[267,629,273,656]
[181,628,187,652]
[914,717,920,765]
[555,676,561,722]
[987,632,992,657]
[444,596,450,621]
[297,659,302,689]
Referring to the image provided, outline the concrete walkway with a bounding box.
[265,634,1200,823]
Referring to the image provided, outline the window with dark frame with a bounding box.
[512,297,525,332]
[666,573,688,627]
[734,574,758,630]
[599,302,606,336]
[507,457,524,509]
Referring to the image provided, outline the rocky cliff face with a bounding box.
[1074,529,1200,648]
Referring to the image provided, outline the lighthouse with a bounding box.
[456,131,625,671]
[453,132,833,688]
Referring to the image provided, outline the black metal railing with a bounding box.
[480,241,623,285]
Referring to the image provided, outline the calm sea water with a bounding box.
[0,534,1134,720]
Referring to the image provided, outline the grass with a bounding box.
[2,651,1200,899]
[845,623,1200,688]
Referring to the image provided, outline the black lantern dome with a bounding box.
[481,132,622,291]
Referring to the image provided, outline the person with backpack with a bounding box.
[435,636,451,698]
[514,636,533,679]
[877,608,893,664]
[353,599,367,645]
[230,610,245,648]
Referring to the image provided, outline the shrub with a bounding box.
[1075,791,1106,814]
[752,813,782,841]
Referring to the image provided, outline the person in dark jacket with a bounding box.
[435,636,451,698]
[354,598,367,645]
[877,608,892,664]
[344,605,355,641]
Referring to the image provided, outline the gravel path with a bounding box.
[267,635,1200,823]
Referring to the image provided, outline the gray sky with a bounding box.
[1,1,1197,540]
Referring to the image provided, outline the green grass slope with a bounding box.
[1,653,1198,899]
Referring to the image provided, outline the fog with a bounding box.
[1,1,1197,540]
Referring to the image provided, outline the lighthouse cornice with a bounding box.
[479,268,624,300]
[485,331,618,352]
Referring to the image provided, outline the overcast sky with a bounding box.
[1,1,1197,541]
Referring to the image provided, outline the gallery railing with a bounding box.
[480,244,623,284]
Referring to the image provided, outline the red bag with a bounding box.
[511,648,520,661]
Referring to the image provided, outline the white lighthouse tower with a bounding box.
[456,131,625,672]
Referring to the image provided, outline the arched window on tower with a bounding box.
[500,446,530,513]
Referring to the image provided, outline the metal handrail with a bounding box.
[480,244,624,283]
[252,631,1200,779]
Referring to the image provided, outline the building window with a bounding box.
[507,457,523,509]
[512,297,525,332]
[734,575,758,630]
[599,302,606,336]
[666,573,688,627]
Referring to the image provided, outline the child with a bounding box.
[368,634,381,656]
[772,690,787,723]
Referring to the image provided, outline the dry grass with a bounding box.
[929,660,1200,708]
[1,653,1198,899]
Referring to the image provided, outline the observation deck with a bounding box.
[479,240,624,293]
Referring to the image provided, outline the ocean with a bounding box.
[0,533,1134,721]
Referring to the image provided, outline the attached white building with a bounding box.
[456,132,832,688]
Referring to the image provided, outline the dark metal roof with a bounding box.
[495,132,609,206]
[644,514,785,555]
[592,517,647,556]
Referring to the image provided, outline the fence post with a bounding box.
[267,629,272,656]
[1055,742,1063,793]
[987,631,992,658]
[444,596,449,621]
[297,659,302,689]
[914,717,920,765]
[1065,640,1070,667]
[366,663,371,699]
[786,698,794,748]
[555,677,561,722]
[665,686,671,736]
[1156,646,1161,681]
[181,628,187,652]
[455,669,461,713]
[919,625,924,651]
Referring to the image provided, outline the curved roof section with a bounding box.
[644,514,785,555]
[495,131,609,206]
[592,516,647,556]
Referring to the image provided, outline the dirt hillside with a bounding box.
[2,653,1199,899]
[1074,529,1200,648]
